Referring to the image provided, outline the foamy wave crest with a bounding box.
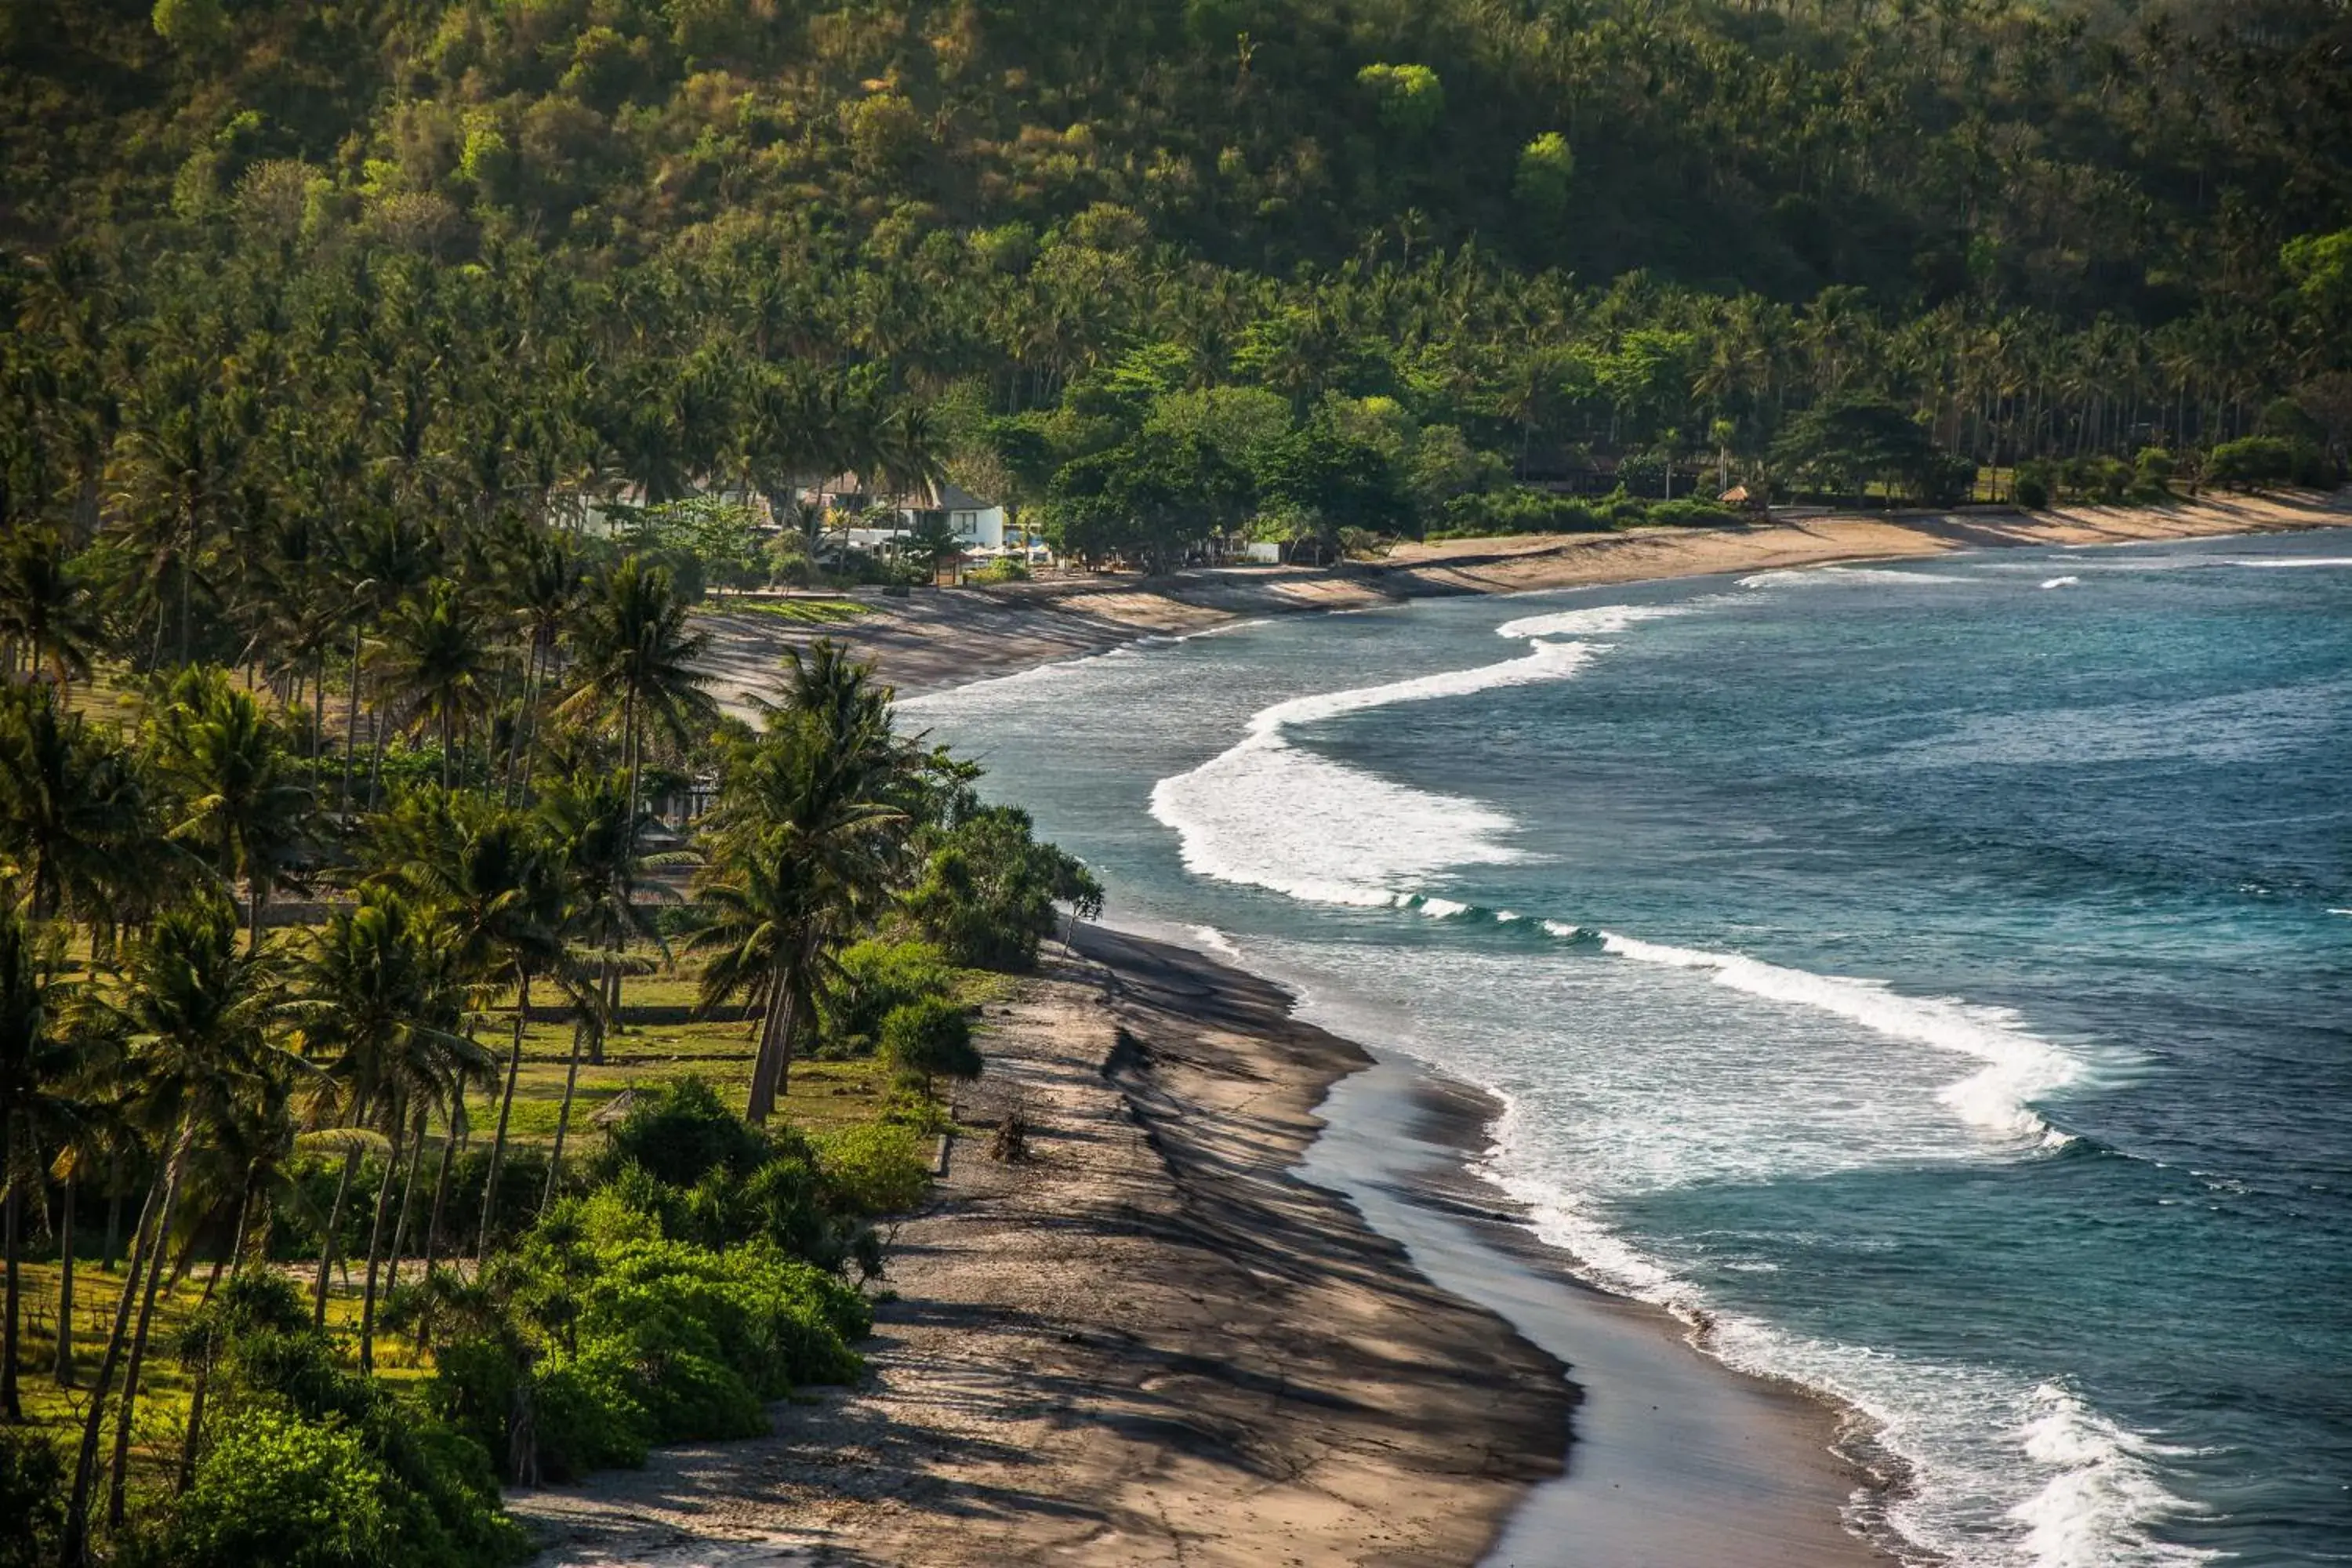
[2009,1384,2218,1568]
[1150,638,1610,904]
[1593,931,2081,1145]
[1492,602,1689,640]
[1741,564,1969,588]
[2041,575,2082,590]
[2229,556,2352,568]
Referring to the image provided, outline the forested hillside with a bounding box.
[4,0,2351,593]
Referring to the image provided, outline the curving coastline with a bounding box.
[553,493,2352,1566]
[695,493,2350,713]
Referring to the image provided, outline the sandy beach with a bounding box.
[514,927,1589,1566]
[513,926,1900,1566]
[510,492,2350,1566]
[695,492,2351,706]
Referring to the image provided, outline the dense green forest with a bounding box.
[4,0,2352,588]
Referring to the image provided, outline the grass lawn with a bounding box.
[709,597,869,625]
[2,934,980,1504]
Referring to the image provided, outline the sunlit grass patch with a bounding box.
[714,597,869,625]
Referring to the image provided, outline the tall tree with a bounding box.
[144,669,314,952]
[557,555,716,847]
[0,898,79,1423]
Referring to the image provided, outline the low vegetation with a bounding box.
[0,518,1098,1563]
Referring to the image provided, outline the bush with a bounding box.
[530,1345,652,1480]
[1433,487,1606,538]
[905,806,1101,971]
[2068,454,2132,503]
[169,1271,524,1568]
[968,556,1029,583]
[2012,462,2053,509]
[0,1426,64,1568]
[170,1410,389,1568]
[880,995,982,1088]
[601,1076,770,1188]
[817,1122,935,1217]
[1646,498,1743,528]
[2208,435,2298,489]
[820,938,956,1056]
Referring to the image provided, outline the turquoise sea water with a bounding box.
[905,528,2352,1567]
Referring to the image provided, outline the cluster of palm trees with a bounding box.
[0,513,985,1558]
[0,496,801,1554]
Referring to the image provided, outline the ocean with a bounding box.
[903,527,2352,1567]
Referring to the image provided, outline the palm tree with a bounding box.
[692,646,912,1121]
[500,528,585,808]
[145,670,314,952]
[105,372,235,669]
[62,900,294,1552]
[0,684,158,931]
[557,556,716,849]
[379,800,571,1256]
[534,769,671,1201]
[0,527,97,693]
[0,897,80,1423]
[339,512,439,814]
[373,581,497,792]
[289,891,489,1370]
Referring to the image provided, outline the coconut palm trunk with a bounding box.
[385,1104,426,1298]
[340,626,365,815]
[109,1159,187,1528]
[423,1083,461,1280]
[312,1141,362,1326]
[746,967,792,1124]
[358,1108,405,1374]
[476,969,530,1258]
[542,1013,594,1214]
[54,1177,74,1385]
[1,1161,20,1424]
[60,1145,172,1567]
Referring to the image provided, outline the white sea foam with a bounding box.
[1187,924,1245,962]
[2228,556,2352,568]
[1149,637,1612,903]
[2008,1384,2216,1568]
[1475,1105,2214,1568]
[2041,575,2082,590]
[1491,602,1689,640]
[1592,931,2081,1145]
[1739,565,1970,588]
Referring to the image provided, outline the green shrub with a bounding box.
[1435,487,1606,537]
[818,1122,935,1217]
[532,1345,652,1479]
[0,1426,64,1568]
[2013,463,2053,509]
[880,995,982,1087]
[170,1410,389,1568]
[821,938,956,1055]
[1646,498,1743,528]
[2208,435,2298,488]
[602,1076,771,1188]
[905,806,1101,971]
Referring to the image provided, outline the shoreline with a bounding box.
[557,494,2352,1565]
[1154,913,1909,1567]
[697,492,2351,706]
[514,926,1579,1566]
